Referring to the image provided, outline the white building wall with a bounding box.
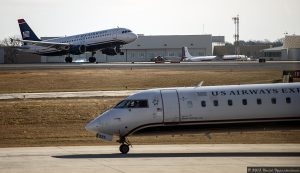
[281,49,288,60]
[41,56,65,63]
[287,48,300,60]
[94,47,209,62]
[42,54,89,63]
[283,35,300,61]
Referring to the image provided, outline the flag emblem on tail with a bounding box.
[22,31,30,38]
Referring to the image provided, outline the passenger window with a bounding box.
[213,100,218,107]
[201,101,206,107]
[286,97,291,104]
[257,98,262,105]
[271,98,276,104]
[228,99,233,106]
[242,99,247,105]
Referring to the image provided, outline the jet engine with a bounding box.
[101,47,118,56]
[69,45,86,55]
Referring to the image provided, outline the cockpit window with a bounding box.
[121,30,132,34]
[114,100,129,108]
[114,100,148,108]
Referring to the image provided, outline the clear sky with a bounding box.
[0,0,299,43]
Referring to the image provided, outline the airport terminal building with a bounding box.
[262,35,300,61]
[0,34,224,63]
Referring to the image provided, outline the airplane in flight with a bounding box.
[181,47,217,61]
[14,19,138,63]
[86,82,300,154]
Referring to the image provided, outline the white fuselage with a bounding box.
[86,83,300,141]
[21,28,137,55]
[184,56,217,62]
[223,55,247,60]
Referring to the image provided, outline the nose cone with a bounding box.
[129,33,138,42]
[85,119,100,133]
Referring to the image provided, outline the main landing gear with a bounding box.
[116,45,124,55]
[88,52,96,63]
[65,56,73,63]
[118,136,131,154]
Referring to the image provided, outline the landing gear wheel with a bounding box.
[116,45,124,55]
[65,57,73,63]
[88,57,96,63]
[118,136,131,154]
[119,144,129,154]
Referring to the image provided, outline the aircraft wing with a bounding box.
[13,39,70,50]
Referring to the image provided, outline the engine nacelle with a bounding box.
[69,45,86,55]
[102,47,117,56]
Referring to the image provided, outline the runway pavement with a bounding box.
[0,90,140,100]
[0,144,299,173]
[1,61,300,70]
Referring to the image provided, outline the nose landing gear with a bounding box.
[119,144,129,154]
[118,136,131,154]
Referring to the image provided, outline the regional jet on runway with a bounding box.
[86,83,300,154]
[222,54,249,61]
[14,19,138,63]
[181,47,217,61]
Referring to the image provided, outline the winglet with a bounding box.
[197,81,204,87]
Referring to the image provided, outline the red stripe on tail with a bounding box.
[18,19,25,24]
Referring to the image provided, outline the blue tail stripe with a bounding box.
[18,19,41,41]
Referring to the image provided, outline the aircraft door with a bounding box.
[161,90,180,123]
[113,30,118,40]
[80,35,86,45]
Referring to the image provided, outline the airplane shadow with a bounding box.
[53,152,300,159]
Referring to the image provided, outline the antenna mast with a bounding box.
[232,15,240,55]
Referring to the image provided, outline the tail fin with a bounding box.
[181,47,192,61]
[18,19,41,41]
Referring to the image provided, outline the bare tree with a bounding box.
[0,35,22,63]
[0,35,22,47]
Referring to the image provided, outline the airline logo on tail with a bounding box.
[22,31,30,38]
